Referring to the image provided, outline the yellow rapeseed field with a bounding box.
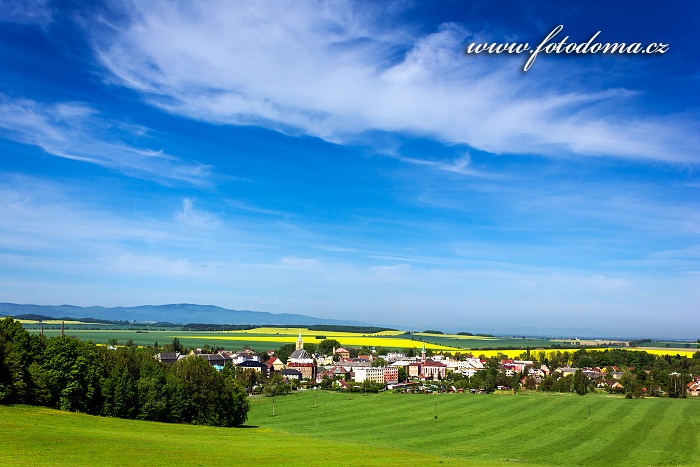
[13,319,89,325]
[177,332,460,351]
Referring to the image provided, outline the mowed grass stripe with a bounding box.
[555,398,659,466]
[446,395,583,463]
[249,391,700,466]
[523,396,643,465]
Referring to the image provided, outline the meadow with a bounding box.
[2,391,699,466]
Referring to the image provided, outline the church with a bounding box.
[286,331,316,380]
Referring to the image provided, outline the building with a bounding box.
[287,331,314,365]
[354,367,399,385]
[237,360,268,377]
[334,347,350,359]
[196,353,232,370]
[266,356,285,373]
[281,368,303,381]
[408,362,422,379]
[155,352,180,365]
[421,359,447,380]
[287,362,315,380]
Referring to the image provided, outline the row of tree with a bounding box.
[0,318,249,426]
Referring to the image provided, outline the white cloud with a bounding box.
[90,1,700,163]
[0,94,213,185]
[175,198,220,228]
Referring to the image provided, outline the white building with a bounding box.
[354,367,399,385]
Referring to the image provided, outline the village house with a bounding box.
[520,374,542,390]
[288,362,315,380]
[155,352,179,365]
[196,353,231,370]
[265,356,285,373]
[457,358,484,378]
[237,360,268,377]
[280,368,302,382]
[408,362,422,379]
[334,347,350,359]
[329,365,350,380]
[336,359,371,372]
[385,352,405,362]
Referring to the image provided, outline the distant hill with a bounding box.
[0,303,370,327]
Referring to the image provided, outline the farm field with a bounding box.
[3,391,699,466]
[17,325,700,357]
[21,326,549,352]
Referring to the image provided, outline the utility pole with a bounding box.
[272,397,275,417]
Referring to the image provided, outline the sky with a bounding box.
[0,0,699,338]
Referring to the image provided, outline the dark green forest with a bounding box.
[0,318,249,427]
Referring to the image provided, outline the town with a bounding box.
[156,331,700,398]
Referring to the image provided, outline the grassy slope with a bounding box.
[247,391,700,466]
[3,391,699,466]
[0,405,466,467]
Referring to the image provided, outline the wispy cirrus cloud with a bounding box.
[0,94,212,186]
[0,0,53,28]
[89,1,700,163]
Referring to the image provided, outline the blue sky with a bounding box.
[1,0,698,337]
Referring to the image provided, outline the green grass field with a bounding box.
[2,391,699,466]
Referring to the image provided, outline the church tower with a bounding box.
[296,330,303,351]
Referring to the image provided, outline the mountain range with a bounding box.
[0,303,370,327]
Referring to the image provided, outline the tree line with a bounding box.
[0,318,249,427]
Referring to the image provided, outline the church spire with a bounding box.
[296,330,303,351]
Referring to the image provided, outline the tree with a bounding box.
[41,336,103,414]
[539,376,555,392]
[275,344,295,364]
[372,357,387,367]
[474,359,499,393]
[319,375,334,390]
[172,356,249,426]
[0,317,46,405]
[524,375,537,390]
[101,347,143,419]
[573,369,588,395]
[137,359,171,422]
[620,371,640,398]
[397,366,408,383]
[316,339,341,356]
[667,372,690,398]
